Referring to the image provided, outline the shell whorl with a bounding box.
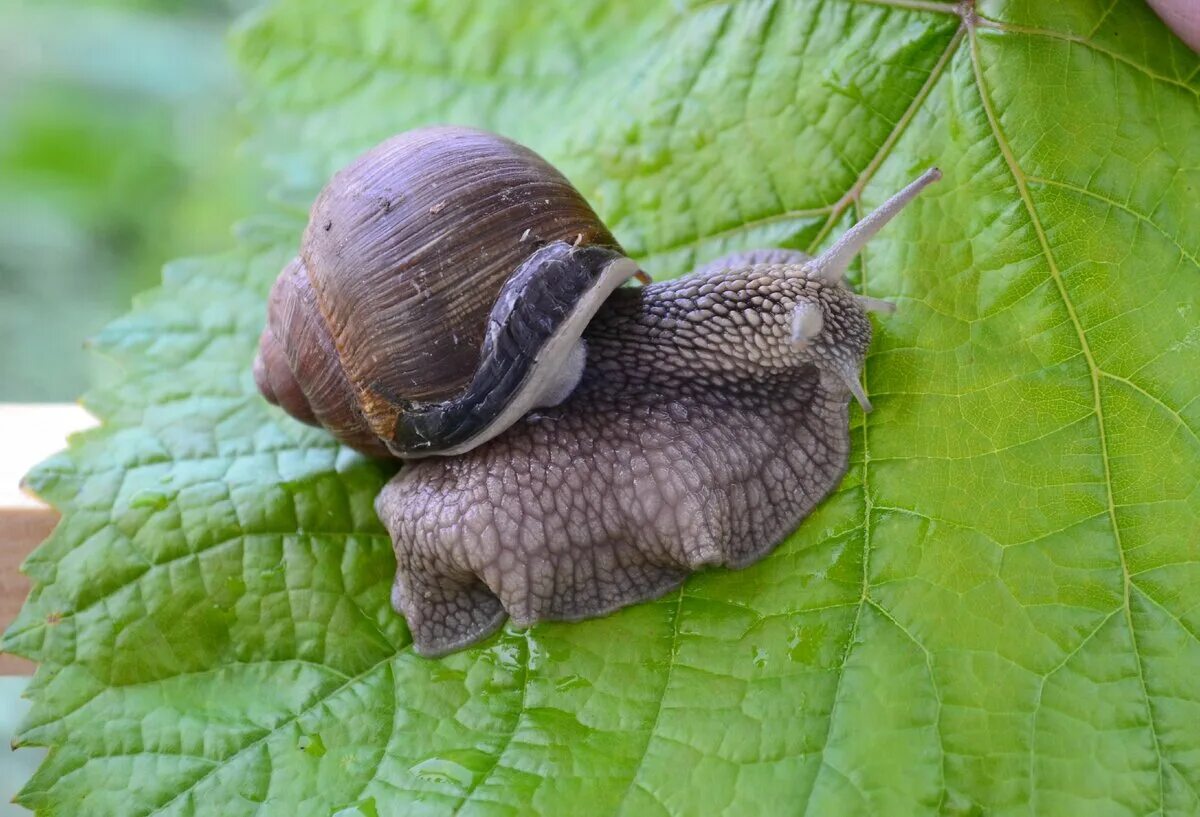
[257,257,390,457]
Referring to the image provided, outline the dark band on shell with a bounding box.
[391,242,635,456]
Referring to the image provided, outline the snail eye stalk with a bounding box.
[808,167,941,284]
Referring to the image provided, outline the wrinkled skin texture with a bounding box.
[376,250,874,656]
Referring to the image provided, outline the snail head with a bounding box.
[646,167,940,412]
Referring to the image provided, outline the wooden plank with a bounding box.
[1,404,98,674]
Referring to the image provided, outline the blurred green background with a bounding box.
[0,0,263,400]
[1,2,263,809]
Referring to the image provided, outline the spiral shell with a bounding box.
[254,126,622,457]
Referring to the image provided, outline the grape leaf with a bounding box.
[6,0,1200,814]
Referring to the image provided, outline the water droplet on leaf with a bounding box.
[330,797,378,817]
[554,673,588,692]
[130,491,170,510]
[298,733,327,757]
[408,751,490,789]
[788,621,827,665]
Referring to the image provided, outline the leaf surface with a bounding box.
[6,1,1200,814]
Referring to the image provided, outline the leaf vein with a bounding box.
[969,21,1168,810]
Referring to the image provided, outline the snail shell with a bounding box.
[253,126,637,457]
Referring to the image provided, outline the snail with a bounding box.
[253,125,940,656]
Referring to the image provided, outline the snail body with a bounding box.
[254,126,939,656]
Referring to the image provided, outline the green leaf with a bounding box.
[6,0,1200,814]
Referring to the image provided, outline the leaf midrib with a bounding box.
[967,18,1168,812]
